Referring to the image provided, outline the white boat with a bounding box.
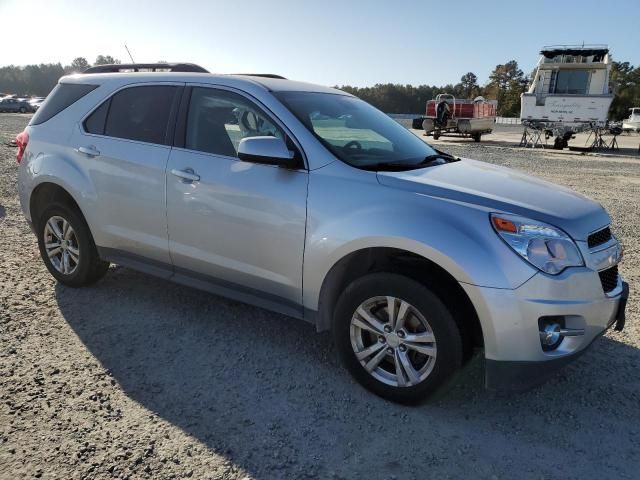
[521,45,613,127]
[622,107,640,132]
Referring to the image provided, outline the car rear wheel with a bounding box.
[332,273,463,403]
[19,107,27,113]
[36,203,109,287]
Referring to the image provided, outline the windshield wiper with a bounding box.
[364,154,458,172]
[422,151,460,163]
[359,161,422,171]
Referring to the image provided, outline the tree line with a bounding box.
[1,56,638,120]
[0,56,121,98]
[339,60,530,117]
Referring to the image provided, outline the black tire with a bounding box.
[553,136,567,150]
[332,273,463,404]
[36,202,109,287]
[473,132,481,142]
[19,107,27,113]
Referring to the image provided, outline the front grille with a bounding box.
[599,265,619,293]
[588,227,612,249]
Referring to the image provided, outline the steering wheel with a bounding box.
[343,140,363,152]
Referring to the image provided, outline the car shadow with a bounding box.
[55,265,640,479]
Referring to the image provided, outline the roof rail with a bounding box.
[83,63,209,74]
[233,73,287,79]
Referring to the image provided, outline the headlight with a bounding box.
[491,213,584,275]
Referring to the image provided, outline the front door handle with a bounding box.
[76,146,100,157]
[171,168,200,182]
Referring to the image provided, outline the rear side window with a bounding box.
[95,86,177,144]
[30,83,97,126]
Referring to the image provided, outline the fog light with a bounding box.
[540,323,562,349]
[539,316,586,352]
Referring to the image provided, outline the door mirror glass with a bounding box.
[237,136,296,168]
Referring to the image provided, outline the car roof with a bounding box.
[60,72,349,96]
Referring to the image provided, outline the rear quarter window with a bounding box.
[83,100,110,135]
[29,83,97,126]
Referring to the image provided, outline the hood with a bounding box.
[377,158,609,240]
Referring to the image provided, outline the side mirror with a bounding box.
[237,136,297,169]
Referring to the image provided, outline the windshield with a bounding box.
[275,91,440,169]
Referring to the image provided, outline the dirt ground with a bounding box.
[1,113,639,480]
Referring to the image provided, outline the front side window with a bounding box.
[276,91,440,170]
[84,85,178,144]
[185,87,285,157]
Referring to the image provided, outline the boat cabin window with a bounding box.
[550,70,590,95]
[543,54,605,64]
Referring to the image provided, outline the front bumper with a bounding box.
[462,268,629,391]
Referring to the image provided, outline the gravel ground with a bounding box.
[1,113,639,480]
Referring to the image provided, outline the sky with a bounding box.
[1,0,639,87]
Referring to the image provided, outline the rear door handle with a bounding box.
[76,146,100,157]
[171,168,200,182]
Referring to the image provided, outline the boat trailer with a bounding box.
[519,120,621,151]
[413,94,497,142]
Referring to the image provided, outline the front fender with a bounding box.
[302,162,537,311]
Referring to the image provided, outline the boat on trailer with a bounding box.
[415,94,497,142]
[520,45,614,148]
[622,107,640,132]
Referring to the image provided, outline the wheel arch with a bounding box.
[314,247,484,359]
[29,181,88,231]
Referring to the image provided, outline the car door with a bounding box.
[165,85,308,315]
[70,83,183,268]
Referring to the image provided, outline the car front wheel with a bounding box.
[333,273,462,403]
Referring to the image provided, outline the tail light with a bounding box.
[16,130,29,163]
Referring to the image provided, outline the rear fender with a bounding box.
[24,151,98,237]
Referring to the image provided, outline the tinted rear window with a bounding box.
[30,83,97,125]
[83,99,110,135]
[103,86,177,144]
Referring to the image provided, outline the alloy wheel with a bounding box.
[349,296,437,387]
[43,215,80,275]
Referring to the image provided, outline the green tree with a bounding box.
[488,60,523,89]
[68,57,91,73]
[487,60,527,116]
[459,72,479,98]
[609,61,640,120]
[94,55,121,66]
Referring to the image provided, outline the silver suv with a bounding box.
[16,63,629,403]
